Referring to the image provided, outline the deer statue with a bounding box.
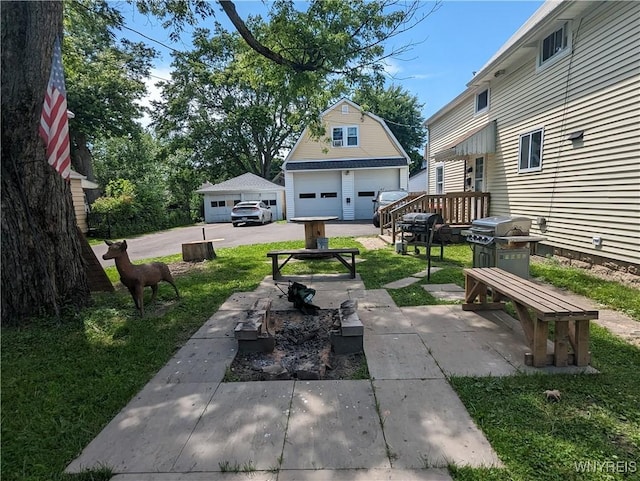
[103,240,180,316]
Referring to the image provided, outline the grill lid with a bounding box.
[471,216,531,237]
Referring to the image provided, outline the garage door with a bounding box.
[294,172,342,218]
[206,195,239,222]
[354,169,400,219]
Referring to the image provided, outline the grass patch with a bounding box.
[2,238,638,481]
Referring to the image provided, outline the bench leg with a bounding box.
[271,256,282,280]
[554,321,569,367]
[333,253,356,278]
[573,320,590,366]
[532,318,549,368]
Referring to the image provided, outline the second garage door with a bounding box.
[293,171,342,218]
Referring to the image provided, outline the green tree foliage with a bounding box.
[140,0,432,81]
[63,0,157,184]
[153,24,333,181]
[354,85,427,173]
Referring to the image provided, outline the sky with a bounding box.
[115,0,545,126]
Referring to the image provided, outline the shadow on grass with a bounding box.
[449,325,640,481]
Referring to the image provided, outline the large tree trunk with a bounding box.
[1,1,90,325]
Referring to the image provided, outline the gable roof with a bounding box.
[196,172,284,193]
[284,98,410,164]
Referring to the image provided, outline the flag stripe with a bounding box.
[39,37,71,180]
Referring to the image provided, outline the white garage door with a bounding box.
[205,194,240,222]
[294,172,342,218]
[354,169,400,219]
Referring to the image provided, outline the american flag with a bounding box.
[39,36,71,180]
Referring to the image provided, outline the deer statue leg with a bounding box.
[150,284,158,303]
[134,283,145,316]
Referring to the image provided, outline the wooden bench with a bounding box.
[267,248,360,280]
[462,267,598,367]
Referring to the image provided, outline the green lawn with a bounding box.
[1,240,638,481]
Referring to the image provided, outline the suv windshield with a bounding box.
[379,191,408,204]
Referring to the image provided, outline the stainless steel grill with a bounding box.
[465,216,544,278]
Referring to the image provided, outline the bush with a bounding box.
[88,179,193,238]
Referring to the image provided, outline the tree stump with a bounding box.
[182,241,216,262]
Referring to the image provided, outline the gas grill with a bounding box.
[397,212,452,279]
[464,216,545,278]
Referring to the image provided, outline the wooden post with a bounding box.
[182,241,216,261]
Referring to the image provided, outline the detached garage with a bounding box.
[283,99,410,220]
[196,172,285,223]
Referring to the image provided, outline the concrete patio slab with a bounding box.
[311,290,356,309]
[365,333,444,380]
[383,277,422,289]
[112,473,276,481]
[219,292,269,310]
[373,379,502,469]
[66,382,217,474]
[419,332,517,377]
[149,338,237,384]
[411,267,443,278]
[282,380,389,470]
[358,289,397,309]
[278,468,453,480]
[192,310,245,339]
[402,305,473,333]
[422,284,465,301]
[172,381,294,472]
[359,306,414,334]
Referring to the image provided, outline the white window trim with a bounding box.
[332,125,359,148]
[435,162,445,194]
[536,21,572,71]
[474,88,490,115]
[518,128,544,173]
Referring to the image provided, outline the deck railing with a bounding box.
[378,191,491,241]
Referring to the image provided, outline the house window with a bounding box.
[332,127,343,147]
[233,199,241,205]
[268,199,277,206]
[210,200,226,207]
[435,162,444,194]
[358,191,375,197]
[321,192,337,198]
[210,201,217,207]
[518,128,544,172]
[341,104,349,114]
[475,89,489,113]
[299,193,316,199]
[539,22,569,66]
[332,126,359,147]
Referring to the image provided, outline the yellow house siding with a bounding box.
[288,103,403,161]
[487,1,640,265]
[427,1,640,265]
[70,177,88,233]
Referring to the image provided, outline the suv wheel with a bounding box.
[372,212,380,228]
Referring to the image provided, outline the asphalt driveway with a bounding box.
[93,221,380,266]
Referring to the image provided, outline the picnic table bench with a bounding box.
[267,248,360,280]
[462,267,598,367]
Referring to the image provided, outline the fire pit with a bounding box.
[228,308,367,381]
[229,295,366,382]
